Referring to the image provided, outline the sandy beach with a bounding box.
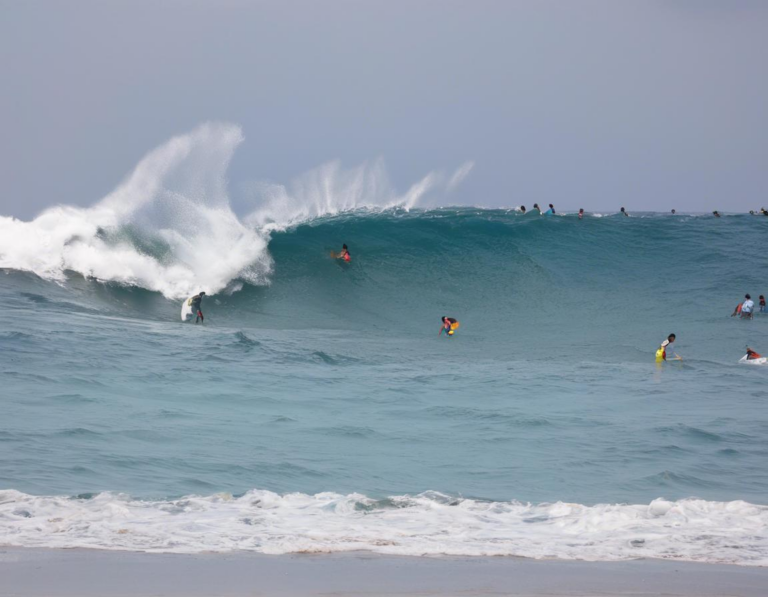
[1,547,767,597]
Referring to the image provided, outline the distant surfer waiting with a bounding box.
[439,316,460,337]
[655,334,679,362]
[332,244,351,263]
[731,294,754,319]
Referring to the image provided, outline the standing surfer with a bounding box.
[190,292,206,324]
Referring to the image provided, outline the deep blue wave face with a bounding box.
[2,209,768,510]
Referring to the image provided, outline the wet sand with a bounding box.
[1,547,767,596]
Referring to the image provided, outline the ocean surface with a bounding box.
[1,125,767,564]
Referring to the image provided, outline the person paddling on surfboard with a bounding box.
[189,292,205,324]
[439,316,460,337]
[655,334,679,362]
[332,244,351,263]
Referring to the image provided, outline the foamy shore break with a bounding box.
[2,547,768,597]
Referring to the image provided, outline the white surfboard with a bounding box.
[739,355,768,365]
[181,296,195,322]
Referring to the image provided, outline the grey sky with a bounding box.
[2,0,767,219]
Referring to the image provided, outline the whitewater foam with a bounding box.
[0,124,270,299]
[0,489,765,564]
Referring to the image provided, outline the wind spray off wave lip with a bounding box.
[0,124,269,299]
[0,122,474,299]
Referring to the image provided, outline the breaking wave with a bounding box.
[1,489,766,564]
[0,123,472,299]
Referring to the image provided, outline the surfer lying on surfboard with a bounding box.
[331,244,351,262]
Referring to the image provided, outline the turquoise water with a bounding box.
[3,210,768,506]
[0,122,767,560]
[2,210,768,562]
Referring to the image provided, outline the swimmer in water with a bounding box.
[519,205,526,213]
[578,208,584,219]
[713,210,721,218]
[671,209,676,214]
[655,334,678,362]
[533,203,542,214]
[620,207,628,217]
[439,316,460,337]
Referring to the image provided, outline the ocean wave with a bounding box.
[0,489,766,564]
[0,123,471,299]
